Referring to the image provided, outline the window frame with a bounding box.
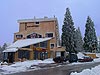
[50,43,55,49]
[45,32,54,38]
[34,21,40,25]
[16,34,23,39]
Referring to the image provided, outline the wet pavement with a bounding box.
[5,62,100,75]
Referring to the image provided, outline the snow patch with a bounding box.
[94,58,100,62]
[0,58,54,74]
[71,58,100,75]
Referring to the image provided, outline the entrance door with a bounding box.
[61,52,64,56]
[8,52,14,63]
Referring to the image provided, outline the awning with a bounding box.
[3,48,18,52]
[3,38,51,52]
[8,38,51,48]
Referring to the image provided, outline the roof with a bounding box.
[3,48,18,52]
[18,17,57,23]
[3,38,51,52]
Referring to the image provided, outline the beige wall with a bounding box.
[19,21,56,35]
[14,18,60,49]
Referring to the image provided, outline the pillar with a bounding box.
[47,40,51,58]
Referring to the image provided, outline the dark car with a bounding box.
[78,56,93,62]
[68,53,78,63]
[53,56,68,63]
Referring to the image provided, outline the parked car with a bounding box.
[68,53,78,63]
[78,56,93,62]
[53,56,68,63]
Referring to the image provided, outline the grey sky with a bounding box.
[0,0,100,45]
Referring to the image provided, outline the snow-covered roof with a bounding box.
[3,38,51,52]
[9,38,51,48]
[18,17,57,23]
[3,48,18,52]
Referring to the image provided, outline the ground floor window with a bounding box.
[56,52,61,57]
[18,50,30,59]
[3,52,15,63]
[34,50,48,60]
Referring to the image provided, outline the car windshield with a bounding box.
[84,56,90,59]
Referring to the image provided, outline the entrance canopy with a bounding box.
[3,38,51,52]
[3,48,18,52]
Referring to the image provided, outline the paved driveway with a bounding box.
[5,62,100,75]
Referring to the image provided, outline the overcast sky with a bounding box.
[0,0,100,45]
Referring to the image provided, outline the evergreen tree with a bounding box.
[97,40,100,52]
[0,43,8,60]
[2,43,7,50]
[74,27,83,52]
[0,46,3,60]
[61,8,77,53]
[83,16,98,52]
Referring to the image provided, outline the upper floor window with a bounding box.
[27,33,42,39]
[16,34,23,39]
[35,22,40,25]
[46,33,53,37]
[50,43,55,49]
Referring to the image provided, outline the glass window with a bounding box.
[22,45,30,48]
[35,22,39,25]
[18,50,30,59]
[34,50,39,60]
[16,34,23,39]
[34,43,39,47]
[46,33,53,37]
[40,41,47,48]
[27,33,42,38]
[50,44,54,49]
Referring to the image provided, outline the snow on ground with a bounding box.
[93,58,100,62]
[71,65,100,75]
[96,53,100,58]
[0,53,100,75]
[0,58,54,74]
[70,54,100,75]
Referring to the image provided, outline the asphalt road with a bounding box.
[5,62,100,75]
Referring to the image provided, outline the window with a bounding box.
[50,44,54,49]
[34,43,39,47]
[40,41,47,48]
[18,50,30,59]
[16,34,23,39]
[46,33,53,37]
[22,45,30,48]
[35,22,39,25]
[27,33,42,38]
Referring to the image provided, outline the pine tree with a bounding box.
[0,46,3,60]
[2,43,7,50]
[97,41,100,52]
[83,16,98,52]
[74,27,83,52]
[61,8,77,53]
[0,43,8,60]
[97,37,100,52]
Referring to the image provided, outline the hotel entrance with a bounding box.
[3,52,15,63]
[34,48,48,60]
